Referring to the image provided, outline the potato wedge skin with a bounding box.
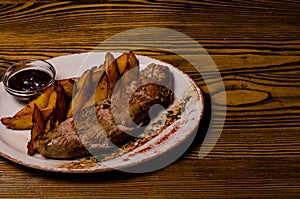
[115,52,128,75]
[68,67,101,117]
[95,73,108,103]
[44,83,68,130]
[44,111,56,133]
[57,78,76,102]
[27,105,45,155]
[92,65,104,83]
[105,53,120,98]
[55,84,67,124]
[47,89,58,109]
[0,107,56,130]
[128,51,139,70]
[83,72,109,109]
[122,51,139,83]
[1,114,34,130]
[73,69,90,93]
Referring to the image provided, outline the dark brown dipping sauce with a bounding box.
[8,69,52,91]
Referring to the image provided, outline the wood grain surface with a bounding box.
[0,0,299,198]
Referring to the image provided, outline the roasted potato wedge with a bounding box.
[83,72,109,108]
[27,104,45,155]
[68,68,95,117]
[55,84,67,125]
[105,52,120,98]
[1,115,34,130]
[127,51,139,71]
[66,102,73,119]
[95,72,109,103]
[44,111,56,133]
[82,96,95,109]
[73,68,91,93]
[92,65,104,83]
[40,107,55,123]
[57,79,75,119]
[47,89,58,109]
[122,51,139,83]
[57,78,76,101]
[1,106,55,130]
[1,114,34,130]
[115,52,129,75]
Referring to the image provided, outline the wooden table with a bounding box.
[0,1,299,198]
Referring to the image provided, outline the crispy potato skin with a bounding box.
[27,105,45,155]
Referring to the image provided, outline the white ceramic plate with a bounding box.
[0,52,204,173]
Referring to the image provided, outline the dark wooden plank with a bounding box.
[0,0,299,198]
[0,156,299,198]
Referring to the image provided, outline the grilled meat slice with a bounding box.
[112,63,174,127]
[33,118,89,159]
[75,99,130,153]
